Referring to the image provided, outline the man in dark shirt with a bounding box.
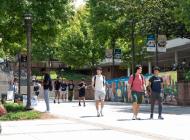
[68,80,75,102]
[149,66,164,119]
[78,78,87,106]
[61,80,68,101]
[54,77,61,104]
[42,68,52,112]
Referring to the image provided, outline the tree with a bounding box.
[59,6,104,70]
[0,0,73,61]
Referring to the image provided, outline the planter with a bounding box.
[177,81,190,105]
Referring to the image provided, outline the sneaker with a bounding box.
[150,114,153,119]
[97,112,100,117]
[132,115,136,120]
[158,116,164,120]
[100,111,104,117]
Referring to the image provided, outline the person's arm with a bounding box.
[148,78,152,96]
[127,75,133,99]
[161,77,164,93]
[91,76,95,90]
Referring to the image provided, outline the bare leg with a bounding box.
[96,100,100,116]
[132,102,137,119]
[100,100,104,116]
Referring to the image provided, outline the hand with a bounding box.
[128,92,132,100]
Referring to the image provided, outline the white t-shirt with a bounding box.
[92,75,106,92]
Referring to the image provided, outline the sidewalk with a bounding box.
[1,100,190,140]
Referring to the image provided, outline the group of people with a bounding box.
[53,78,75,104]
[40,65,164,120]
[128,65,164,120]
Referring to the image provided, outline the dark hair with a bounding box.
[153,66,160,71]
[96,66,102,70]
[135,64,142,72]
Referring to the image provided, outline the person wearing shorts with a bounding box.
[128,65,146,120]
[78,78,87,106]
[61,80,68,102]
[53,77,61,104]
[92,67,106,117]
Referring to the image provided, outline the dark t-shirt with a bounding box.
[43,73,51,90]
[78,82,86,94]
[61,83,67,91]
[68,83,75,91]
[149,76,163,93]
[54,80,61,90]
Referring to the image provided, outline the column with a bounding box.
[148,61,152,74]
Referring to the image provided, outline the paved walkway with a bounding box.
[1,100,190,140]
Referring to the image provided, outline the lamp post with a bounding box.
[155,26,159,66]
[24,13,32,109]
[130,19,135,74]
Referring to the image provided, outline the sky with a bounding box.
[73,0,85,9]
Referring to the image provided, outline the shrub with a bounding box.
[185,70,190,81]
[4,103,25,112]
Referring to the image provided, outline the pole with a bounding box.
[155,26,159,66]
[25,14,32,109]
[18,54,21,94]
[131,19,135,74]
[112,37,115,78]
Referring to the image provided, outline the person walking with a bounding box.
[128,65,146,120]
[68,80,75,102]
[60,79,68,102]
[33,80,41,98]
[92,67,106,117]
[78,78,87,106]
[41,68,52,112]
[148,66,164,120]
[53,77,61,104]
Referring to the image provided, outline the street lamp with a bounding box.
[130,19,135,74]
[24,13,32,109]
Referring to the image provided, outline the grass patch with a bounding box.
[0,111,41,121]
[0,103,41,121]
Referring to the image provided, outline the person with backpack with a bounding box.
[33,80,41,97]
[128,65,146,120]
[92,67,106,117]
[148,66,164,120]
[41,68,52,112]
[78,78,87,106]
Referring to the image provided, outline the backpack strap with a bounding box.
[103,76,105,86]
[93,75,96,87]
[131,74,135,89]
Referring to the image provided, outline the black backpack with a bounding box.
[34,85,39,91]
[93,75,105,87]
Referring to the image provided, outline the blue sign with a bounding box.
[147,34,155,48]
